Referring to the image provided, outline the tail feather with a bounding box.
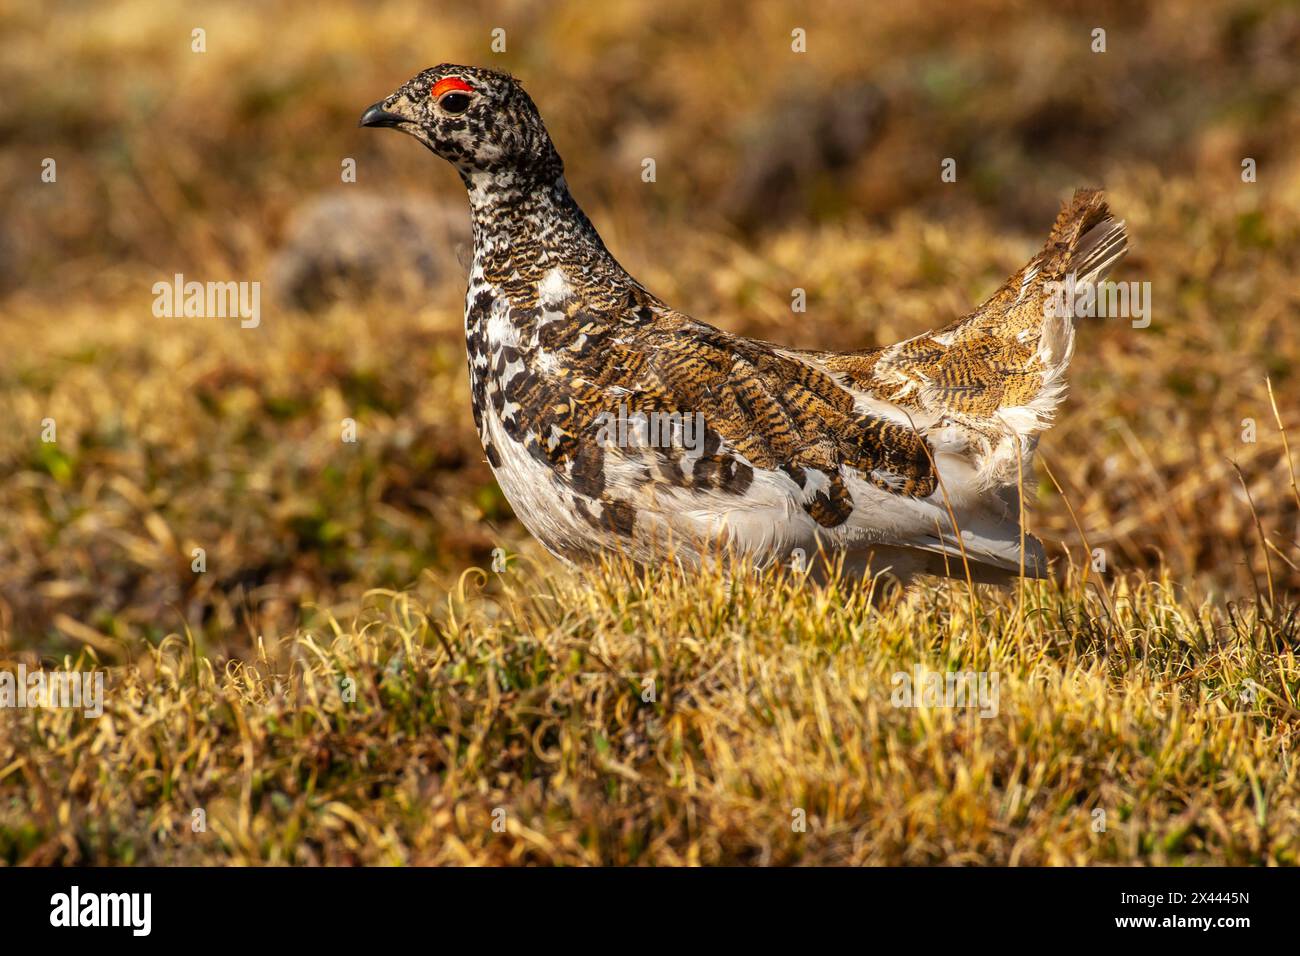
[908,190,1126,490]
[1046,188,1112,249]
[953,190,1128,547]
[1070,216,1129,286]
[1042,188,1129,285]
[1030,190,1128,391]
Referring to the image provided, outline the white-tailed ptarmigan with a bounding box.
[361,65,1128,585]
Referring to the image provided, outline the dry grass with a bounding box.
[2,0,1300,864]
[4,561,1298,865]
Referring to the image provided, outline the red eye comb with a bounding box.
[431,77,474,98]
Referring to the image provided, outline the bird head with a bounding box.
[360,64,561,182]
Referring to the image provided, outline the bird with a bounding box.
[360,64,1128,586]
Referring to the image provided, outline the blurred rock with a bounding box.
[270,192,471,311]
[719,80,886,231]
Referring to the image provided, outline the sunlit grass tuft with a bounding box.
[3,559,1296,865]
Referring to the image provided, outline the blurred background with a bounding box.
[1,0,1298,658]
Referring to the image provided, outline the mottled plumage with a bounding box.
[361,65,1128,584]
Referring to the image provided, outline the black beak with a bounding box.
[359,102,407,128]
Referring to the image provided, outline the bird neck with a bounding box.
[462,168,629,293]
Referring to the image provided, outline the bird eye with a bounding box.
[439,92,471,115]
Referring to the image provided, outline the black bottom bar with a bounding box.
[0,866,1283,943]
